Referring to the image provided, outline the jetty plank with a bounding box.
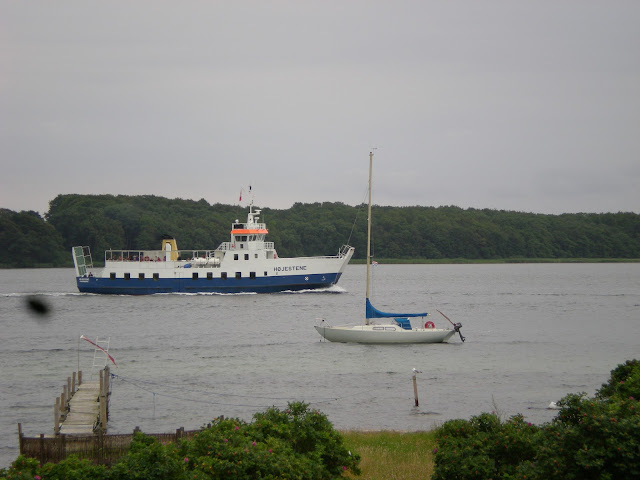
[59,381,100,435]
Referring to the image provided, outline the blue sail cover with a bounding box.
[366,298,428,319]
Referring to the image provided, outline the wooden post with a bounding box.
[60,388,66,417]
[103,367,110,423]
[72,371,76,394]
[39,433,45,465]
[412,374,419,407]
[96,429,104,463]
[60,433,66,463]
[54,398,60,434]
[98,368,107,431]
[78,370,82,386]
[17,423,23,455]
[67,377,72,400]
[99,394,107,431]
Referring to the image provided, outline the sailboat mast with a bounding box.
[365,151,373,324]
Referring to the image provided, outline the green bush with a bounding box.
[0,455,40,480]
[0,402,359,480]
[432,413,541,480]
[109,432,186,480]
[433,359,640,480]
[596,359,640,400]
[180,401,360,479]
[39,455,109,480]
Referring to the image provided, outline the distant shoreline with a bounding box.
[348,258,640,264]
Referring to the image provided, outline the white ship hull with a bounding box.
[73,204,354,294]
[314,323,455,344]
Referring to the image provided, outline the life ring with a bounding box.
[424,321,435,329]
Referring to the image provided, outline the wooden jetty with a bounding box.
[54,366,110,435]
[17,364,204,465]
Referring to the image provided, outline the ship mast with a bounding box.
[365,151,373,325]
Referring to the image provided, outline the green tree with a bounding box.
[0,209,68,267]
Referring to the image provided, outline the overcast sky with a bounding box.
[2,1,639,216]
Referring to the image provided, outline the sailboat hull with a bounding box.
[314,324,456,344]
[312,152,464,345]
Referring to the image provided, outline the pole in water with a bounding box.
[412,374,419,407]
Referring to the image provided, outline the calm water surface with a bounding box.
[1,264,639,468]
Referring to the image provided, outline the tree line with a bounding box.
[1,193,639,268]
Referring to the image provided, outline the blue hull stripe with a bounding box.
[76,272,343,295]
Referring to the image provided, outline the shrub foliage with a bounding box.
[1,402,359,480]
[433,359,640,480]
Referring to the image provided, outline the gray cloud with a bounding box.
[2,1,639,215]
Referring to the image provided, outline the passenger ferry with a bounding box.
[72,204,354,294]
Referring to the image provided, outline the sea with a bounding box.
[1,263,639,468]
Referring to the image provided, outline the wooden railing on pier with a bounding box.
[17,366,202,465]
[54,367,110,435]
[18,426,197,465]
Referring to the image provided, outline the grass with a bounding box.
[340,430,436,480]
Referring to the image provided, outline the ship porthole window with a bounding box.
[207,272,213,280]
[192,272,198,280]
[110,272,116,280]
[153,273,159,281]
[124,273,131,280]
[235,272,241,279]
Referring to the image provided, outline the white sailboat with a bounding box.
[314,152,465,344]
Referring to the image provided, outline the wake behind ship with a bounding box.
[72,204,354,294]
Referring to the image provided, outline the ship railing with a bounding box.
[105,249,219,262]
[216,242,275,251]
[288,245,354,260]
[105,250,147,262]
